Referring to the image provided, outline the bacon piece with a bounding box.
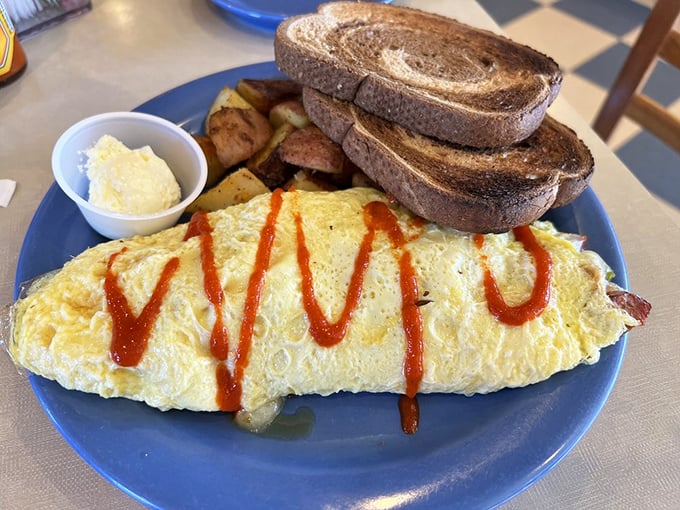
[608,287,652,326]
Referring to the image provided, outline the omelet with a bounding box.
[5,188,646,431]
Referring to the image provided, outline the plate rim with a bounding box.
[210,0,394,28]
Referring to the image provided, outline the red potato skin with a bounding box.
[208,107,273,169]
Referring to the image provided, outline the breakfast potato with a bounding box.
[192,135,228,188]
[195,78,357,207]
[284,169,338,192]
[185,168,270,213]
[204,86,254,132]
[247,122,298,188]
[236,79,303,114]
[351,169,380,190]
[207,107,273,169]
[279,125,345,174]
[269,99,310,129]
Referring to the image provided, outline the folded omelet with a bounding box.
[6,188,643,430]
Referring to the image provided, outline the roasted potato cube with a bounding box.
[205,86,254,132]
[186,168,270,212]
[235,79,303,114]
[208,107,273,169]
[284,169,338,192]
[192,135,228,188]
[279,125,345,174]
[247,122,298,188]
[326,157,362,189]
[269,100,310,129]
[351,170,380,190]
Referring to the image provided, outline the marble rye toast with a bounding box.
[275,2,562,148]
[303,88,594,233]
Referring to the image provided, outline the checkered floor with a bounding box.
[479,0,680,224]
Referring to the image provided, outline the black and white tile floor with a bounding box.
[479,0,680,225]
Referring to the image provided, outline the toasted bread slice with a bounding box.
[303,87,593,233]
[275,2,562,148]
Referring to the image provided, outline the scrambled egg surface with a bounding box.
[10,188,638,414]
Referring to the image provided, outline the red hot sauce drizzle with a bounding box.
[216,188,284,412]
[184,212,229,361]
[105,248,180,367]
[294,197,424,434]
[474,226,553,326]
[293,201,374,347]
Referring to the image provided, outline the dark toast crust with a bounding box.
[275,2,562,148]
[303,88,594,233]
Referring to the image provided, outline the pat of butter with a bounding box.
[84,135,181,215]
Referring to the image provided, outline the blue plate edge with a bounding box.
[210,0,395,29]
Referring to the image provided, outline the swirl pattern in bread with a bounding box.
[275,2,562,148]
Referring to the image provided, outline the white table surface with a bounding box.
[1,1,678,508]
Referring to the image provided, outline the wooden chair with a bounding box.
[592,0,680,153]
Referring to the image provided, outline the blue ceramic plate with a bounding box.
[211,0,393,29]
[16,62,629,510]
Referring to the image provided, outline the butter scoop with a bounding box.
[83,134,181,215]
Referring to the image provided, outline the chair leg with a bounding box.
[592,0,680,141]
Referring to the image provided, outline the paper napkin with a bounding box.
[0,179,17,207]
